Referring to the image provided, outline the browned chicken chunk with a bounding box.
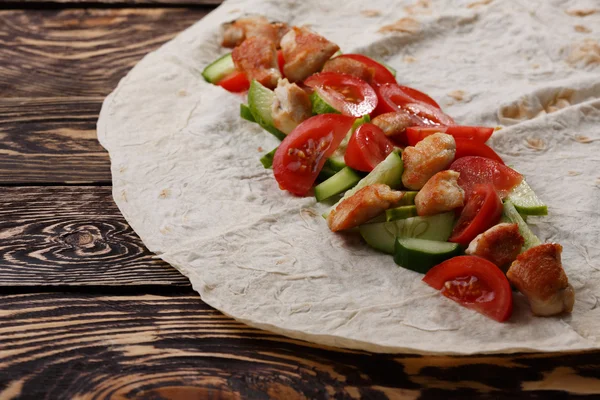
[466,223,524,270]
[322,57,374,83]
[371,111,415,141]
[222,16,289,48]
[402,132,456,190]
[271,78,312,134]
[327,184,404,232]
[280,27,340,82]
[232,36,281,89]
[415,170,464,216]
[506,243,575,316]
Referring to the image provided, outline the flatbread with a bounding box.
[97,0,600,354]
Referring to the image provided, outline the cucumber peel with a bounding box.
[202,53,236,83]
[260,147,278,169]
[385,205,418,221]
[240,104,255,122]
[394,238,461,274]
[248,80,286,141]
[507,179,548,216]
[314,167,362,202]
[325,150,404,218]
[311,91,340,115]
[359,211,455,254]
[501,200,541,250]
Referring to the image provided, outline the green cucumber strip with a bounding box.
[507,179,548,216]
[314,167,362,202]
[394,238,460,274]
[202,53,236,83]
[325,151,403,217]
[385,205,418,221]
[248,80,286,141]
[260,147,278,169]
[359,211,455,254]
[310,90,340,115]
[240,104,256,122]
[501,200,541,250]
[398,191,418,206]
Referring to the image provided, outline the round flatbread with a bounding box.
[98,0,600,354]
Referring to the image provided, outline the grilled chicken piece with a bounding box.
[415,170,464,216]
[466,223,524,270]
[232,36,281,89]
[371,111,415,141]
[271,79,312,134]
[327,184,404,232]
[506,243,575,316]
[222,16,289,48]
[402,133,456,190]
[322,57,374,83]
[280,27,340,82]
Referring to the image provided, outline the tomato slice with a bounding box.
[398,86,441,109]
[449,156,522,199]
[217,71,250,93]
[304,72,378,117]
[406,126,494,146]
[273,114,356,195]
[344,123,394,172]
[277,50,286,77]
[334,54,397,85]
[373,84,453,125]
[449,184,502,247]
[423,255,513,322]
[454,138,504,164]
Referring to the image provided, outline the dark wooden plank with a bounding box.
[0,8,211,98]
[0,97,110,185]
[0,186,190,287]
[1,293,599,399]
[1,0,222,4]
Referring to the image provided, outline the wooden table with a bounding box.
[1,1,599,398]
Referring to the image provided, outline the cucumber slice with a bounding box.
[260,147,278,169]
[398,191,418,206]
[386,205,418,221]
[359,212,455,254]
[314,167,362,202]
[394,238,460,274]
[507,179,548,216]
[310,90,340,115]
[501,200,541,250]
[326,155,347,171]
[240,104,256,122]
[202,53,236,84]
[326,151,403,217]
[248,80,286,141]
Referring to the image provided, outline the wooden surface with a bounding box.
[1,2,599,399]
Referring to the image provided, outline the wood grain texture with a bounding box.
[0,8,211,98]
[0,97,110,184]
[1,293,599,399]
[1,0,222,4]
[0,186,190,287]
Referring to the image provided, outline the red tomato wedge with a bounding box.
[273,114,356,195]
[334,54,397,85]
[398,86,441,109]
[373,84,453,125]
[449,156,522,199]
[406,126,494,146]
[454,138,504,164]
[217,71,250,93]
[449,184,502,247]
[344,123,395,172]
[277,50,285,77]
[423,255,513,322]
[304,72,378,117]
